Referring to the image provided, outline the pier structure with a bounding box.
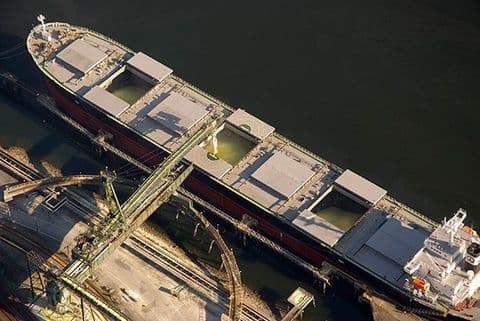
[64,108,222,279]
[0,136,320,321]
[0,79,253,321]
[0,69,328,321]
[1,174,137,202]
[281,288,315,321]
[0,133,250,321]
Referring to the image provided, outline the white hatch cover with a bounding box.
[292,210,344,246]
[126,52,172,83]
[365,218,426,266]
[147,93,209,136]
[334,169,386,205]
[226,109,275,140]
[56,39,108,74]
[251,152,315,199]
[83,86,130,116]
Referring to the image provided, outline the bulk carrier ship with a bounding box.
[26,17,480,320]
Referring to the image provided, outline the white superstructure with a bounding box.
[403,209,480,309]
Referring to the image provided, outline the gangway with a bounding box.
[1,174,135,202]
[281,287,314,321]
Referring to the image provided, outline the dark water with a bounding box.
[148,206,371,321]
[1,1,480,320]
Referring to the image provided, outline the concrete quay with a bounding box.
[0,144,275,321]
[365,294,427,321]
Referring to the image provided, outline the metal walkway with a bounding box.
[1,174,136,202]
[66,109,222,280]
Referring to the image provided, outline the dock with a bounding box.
[0,141,277,321]
[0,70,320,321]
[365,293,427,321]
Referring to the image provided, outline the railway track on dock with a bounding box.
[0,219,269,321]
[0,147,41,181]
[126,234,273,321]
[0,222,115,319]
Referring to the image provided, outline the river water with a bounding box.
[1,1,479,320]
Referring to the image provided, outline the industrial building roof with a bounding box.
[226,109,275,141]
[251,152,315,199]
[292,209,345,246]
[126,52,172,82]
[83,86,130,116]
[56,39,108,74]
[147,93,209,136]
[334,170,386,205]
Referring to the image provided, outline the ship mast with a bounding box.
[37,14,52,42]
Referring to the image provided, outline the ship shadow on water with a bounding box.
[0,76,105,317]
[26,133,99,175]
[0,32,46,92]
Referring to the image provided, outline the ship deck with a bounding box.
[24,21,445,263]
[27,22,349,246]
[27,22,480,319]
[30,25,131,96]
[335,197,435,286]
